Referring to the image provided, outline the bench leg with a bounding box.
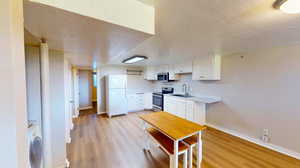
[143,121,150,151]
[197,132,202,168]
[189,146,193,168]
[183,151,188,168]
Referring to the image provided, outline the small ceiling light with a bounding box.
[122,55,148,64]
[274,0,300,14]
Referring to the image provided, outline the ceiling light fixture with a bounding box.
[122,55,148,64]
[274,0,300,14]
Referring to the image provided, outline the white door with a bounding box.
[79,70,92,109]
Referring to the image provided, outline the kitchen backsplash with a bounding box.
[154,74,193,93]
[153,74,221,98]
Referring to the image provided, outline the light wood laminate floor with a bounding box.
[67,111,300,168]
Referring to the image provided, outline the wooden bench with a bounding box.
[183,135,202,168]
[147,128,188,168]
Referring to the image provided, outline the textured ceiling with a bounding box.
[117,0,300,65]
[24,0,300,67]
[24,1,152,67]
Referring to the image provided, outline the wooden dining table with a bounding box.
[139,112,206,168]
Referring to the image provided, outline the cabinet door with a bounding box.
[127,94,137,112]
[186,101,194,121]
[168,65,179,80]
[164,97,171,113]
[144,93,152,109]
[174,62,192,74]
[136,94,144,111]
[175,99,186,119]
[164,97,177,115]
[193,102,206,125]
[174,63,184,74]
[145,66,157,80]
[182,62,193,73]
[192,55,221,80]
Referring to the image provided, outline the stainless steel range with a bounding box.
[152,87,174,111]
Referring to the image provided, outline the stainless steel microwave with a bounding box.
[157,72,172,82]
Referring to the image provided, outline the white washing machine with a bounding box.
[28,123,43,168]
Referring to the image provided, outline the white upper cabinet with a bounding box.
[192,55,221,80]
[174,61,193,74]
[168,65,180,80]
[144,66,157,80]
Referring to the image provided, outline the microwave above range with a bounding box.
[157,72,173,82]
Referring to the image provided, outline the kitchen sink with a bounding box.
[172,94,193,98]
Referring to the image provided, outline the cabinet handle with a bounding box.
[199,76,206,78]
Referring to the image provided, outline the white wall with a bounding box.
[29,0,155,34]
[49,50,67,167]
[25,45,42,127]
[98,65,154,112]
[154,44,300,155]
[0,0,29,167]
[127,0,300,158]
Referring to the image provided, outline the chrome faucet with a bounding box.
[182,83,189,96]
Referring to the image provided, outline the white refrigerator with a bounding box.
[106,75,128,118]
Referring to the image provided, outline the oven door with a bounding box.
[152,94,163,110]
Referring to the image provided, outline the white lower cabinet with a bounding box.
[127,93,144,112]
[143,93,153,110]
[175,99,186,119]
[186,101,194,121]
[164,96,206,125]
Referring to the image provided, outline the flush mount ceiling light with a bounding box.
[274,0,300,14]
[122,55,148,64]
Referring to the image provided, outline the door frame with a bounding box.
[73,66,99,115]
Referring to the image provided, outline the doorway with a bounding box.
[77,69,98,115]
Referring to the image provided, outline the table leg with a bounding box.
[173,140,179,168]
[183,151,188,168]
[197,132,202,168]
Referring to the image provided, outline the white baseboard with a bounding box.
[70,122,74,130]
[97,111,106,115]
[79,106,93,111]
[66,159,70,168]
[55,159,69,168]
[206,123,300,160]
[73,110,79,118]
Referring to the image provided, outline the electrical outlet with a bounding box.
[262,129,270,143]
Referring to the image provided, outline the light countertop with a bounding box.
[164,94,221,104]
